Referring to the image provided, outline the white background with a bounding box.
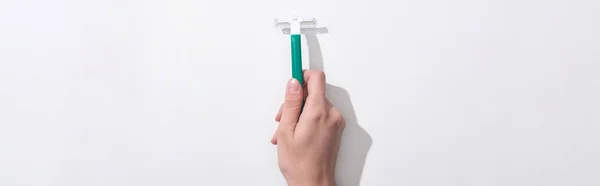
[1,0,599,185]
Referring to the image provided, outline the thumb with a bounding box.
[277,78,304,137]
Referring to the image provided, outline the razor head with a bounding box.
[274,18,317,28]
[275,18,317,34]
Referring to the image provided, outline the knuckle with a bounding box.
[314,70,326,81]
[283,94,303,108]
[329,119,344,129]
[309,109,327,121]
[333,119,345,129]
[330,108,343,120]
[329,108,344,127]
[303,108,327,124]
[306,70,326,81]
[283,99,303,108]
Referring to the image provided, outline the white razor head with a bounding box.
[274,18,317,28]
[275,18,317,34]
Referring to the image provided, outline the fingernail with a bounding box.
[287,78,300,94]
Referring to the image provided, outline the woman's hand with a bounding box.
[271,70,345,186]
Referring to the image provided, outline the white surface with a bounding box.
[1,0,600,185]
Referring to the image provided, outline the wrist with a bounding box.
[287,176,336,186]
[288,181,336,186]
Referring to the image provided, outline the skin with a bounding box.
[271,70,345,186]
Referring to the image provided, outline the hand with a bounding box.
[271,70,345,186]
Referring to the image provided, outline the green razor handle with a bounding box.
[290,34,303,85]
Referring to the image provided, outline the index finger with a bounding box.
[303,70,326,100]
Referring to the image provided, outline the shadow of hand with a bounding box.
[327,85,372,186]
